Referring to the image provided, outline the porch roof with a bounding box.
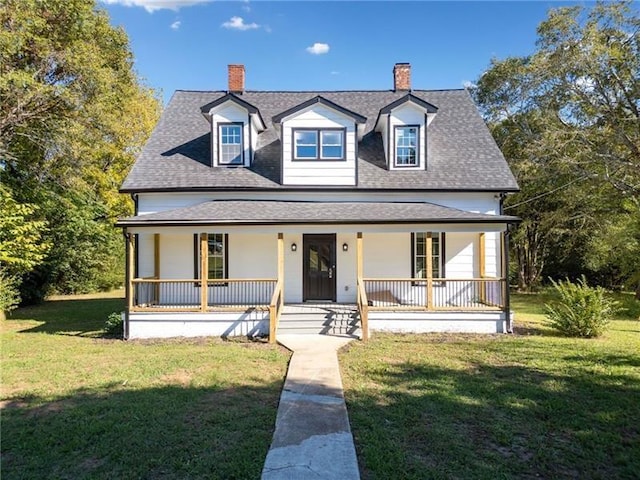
[116,200,519,227]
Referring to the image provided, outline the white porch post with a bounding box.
[200,233,208,312]
[426,232,434,310]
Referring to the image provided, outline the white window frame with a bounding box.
[293,130,318,159]
[218,123,243,165]
[413,232,444,279]
[320,130,344,160]
[293,128,345,161]
[395,125,419,167]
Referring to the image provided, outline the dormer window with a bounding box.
[395,125,418,167]
[293,128,345,161]
[219,123,243,165]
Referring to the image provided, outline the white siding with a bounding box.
[485,232,499,277]
[137,233,155,277]
[283,233,303,303]
[136,191,501,216]
[281,105,356,186]
[159,234,194,279]
[211,104,250,167]
[363,233,410,278]
[229,234,277,278]
[445,232,476,278]
[336,232,357,303]
[389,103,426,171]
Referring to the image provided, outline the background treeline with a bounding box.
[1,1,638,308]
[473,1,639,297]
[1,0,160,307]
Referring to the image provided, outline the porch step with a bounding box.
[277,304,361,337]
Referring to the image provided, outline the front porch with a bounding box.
[123,229,512,341]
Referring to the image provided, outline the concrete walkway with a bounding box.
[261,335,360,480]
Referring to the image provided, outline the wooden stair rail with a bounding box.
[269,279,284,344]
[356,278,369,341]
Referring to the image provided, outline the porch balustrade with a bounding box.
[130,278,277,312]
[362,277,506,310]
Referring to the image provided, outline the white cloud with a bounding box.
[101,0,210,12]
[221,16,260,31]
[331,71,340,75]
[306,42,330,55]
[170,20,181,30]
[242,0,251,12]
[264,25,272,34]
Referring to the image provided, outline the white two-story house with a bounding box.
[117,63,519,341]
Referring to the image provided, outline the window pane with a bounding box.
[396,127,418,166]
[415,257,425,278]
[321,145,342,158]
[296,145,317,158]
[295,131,317,145]
[414,233,441,278]
[321,131,342,145]
[221,125,241,145]
[207,234,225,279]
[219,125,242,164]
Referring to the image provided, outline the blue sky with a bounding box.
[100,1,592,104]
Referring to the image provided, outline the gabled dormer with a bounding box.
[374,64,438,171]
[272,96,367,186]
[200,66,266,168]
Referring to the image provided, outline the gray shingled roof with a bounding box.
[116,200,519,226]
[120,89,519,192]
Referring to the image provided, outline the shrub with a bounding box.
[545,276,618,338]
[0,270,21,315]
[104,312,124,337]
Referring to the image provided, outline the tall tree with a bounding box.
[0,0,160,301]
[473,1,640,293]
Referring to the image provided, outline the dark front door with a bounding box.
[303,234,336,301]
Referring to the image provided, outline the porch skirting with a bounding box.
[126,309,513,339]
[127,310,269,339]
[368,311,514,334]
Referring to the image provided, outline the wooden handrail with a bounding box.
[362,277,506,282]
[132,278,277,283]
[269,279,284,344]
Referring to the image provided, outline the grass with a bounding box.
[340,292,640,479]
[1,291,290,480]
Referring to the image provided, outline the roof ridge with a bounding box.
[172,88,467,94]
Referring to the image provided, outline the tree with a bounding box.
[473,1,640,293]
[0,184,50,274]
[0,0,160,302]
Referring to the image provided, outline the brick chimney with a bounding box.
[393,63,411,91]
[228,64,245,93]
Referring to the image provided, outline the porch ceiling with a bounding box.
[116,200,519,227]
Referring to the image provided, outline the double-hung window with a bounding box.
[294,129,345,160]
[194,233,229,281]
[395,126,418,167]
[412,232,444,279]
[219,124,243,165]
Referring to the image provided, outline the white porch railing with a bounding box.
[130,278,277,312]
[362,278,506,310]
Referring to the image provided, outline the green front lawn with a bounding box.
[1,292,290,479]
[340,293,640,479]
